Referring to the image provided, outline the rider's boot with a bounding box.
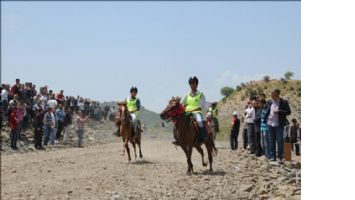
[198,126,207,144]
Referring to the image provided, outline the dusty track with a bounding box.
[1,140,301,200]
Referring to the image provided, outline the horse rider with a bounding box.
[181,76,208,144]
[126,87,141,136]
[208,102,220,133]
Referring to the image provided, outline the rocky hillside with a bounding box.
[217,79,301,139]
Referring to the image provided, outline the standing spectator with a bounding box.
[40,88,48,110]
[55,90,65,104]
[259,99,271,159]
[259,93,267,101]
[245,100,256,154]
[55,104,65,141]
[254,100,263,157]
[290,118,301,156]
[19,84,26,102]
[63,107,73,144]
[266,89,291,162]
[44,107,56,146]
[283,119,290,142]
[10,106,19,150]
[17,103,26,140]
[32,84,38,97]
[33,106,45,150]
[10,78,21,97]
[2,85,9,116]
[47,96,58,109]
[78,99,84,112]
[242,108,248,150]
[75,111,89,148]
[24,83,34,106]
[230,111,240,150]
[73,96,79,112]
[64,96,70,110]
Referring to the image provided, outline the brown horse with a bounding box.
[115,101,143,162]
[160,97,217,174]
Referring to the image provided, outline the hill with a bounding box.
[216,79,301,140]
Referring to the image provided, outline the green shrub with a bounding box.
[220,87,234,97]
[284,71,294,80]
[263,75,271,82]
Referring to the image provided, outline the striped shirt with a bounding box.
[75,116,85,131]
[44,112,56,128]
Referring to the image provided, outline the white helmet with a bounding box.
[233,111,238,116]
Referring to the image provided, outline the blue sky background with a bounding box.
[1,1,300,113]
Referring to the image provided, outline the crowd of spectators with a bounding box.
[0,78,116,150]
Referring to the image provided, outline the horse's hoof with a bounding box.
[186,171,192,175]
[140,154,143,158]
[203,163,208,167]
[210,169,213,172]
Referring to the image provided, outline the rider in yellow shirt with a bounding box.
[208,102,220,133]
[182,76,207,144]
[126,87,141,136]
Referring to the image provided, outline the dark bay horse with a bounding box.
[160,97,217,174]
[115,101,143,162]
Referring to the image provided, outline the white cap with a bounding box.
[206,112,212,117]
[233,111,238,116]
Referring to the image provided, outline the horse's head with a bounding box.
[117,101,130,124]
[160,96,183,121]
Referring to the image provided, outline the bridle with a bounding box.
[163,102,184,122]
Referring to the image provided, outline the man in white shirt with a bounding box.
[1,85,9,114]
[245,99,256,154]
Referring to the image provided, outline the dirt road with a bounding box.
[1,140,301,200]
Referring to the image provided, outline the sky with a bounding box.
[1,1,300,113]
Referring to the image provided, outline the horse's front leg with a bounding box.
[125,138,131,162]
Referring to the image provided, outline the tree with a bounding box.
[284,71,294,80]
[220,87,234,97]
[236,85,242,91]
[263,75,270,82]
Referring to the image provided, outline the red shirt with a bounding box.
[10,111,19,129]
[10,84,19,96]
[56,93,64,101]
